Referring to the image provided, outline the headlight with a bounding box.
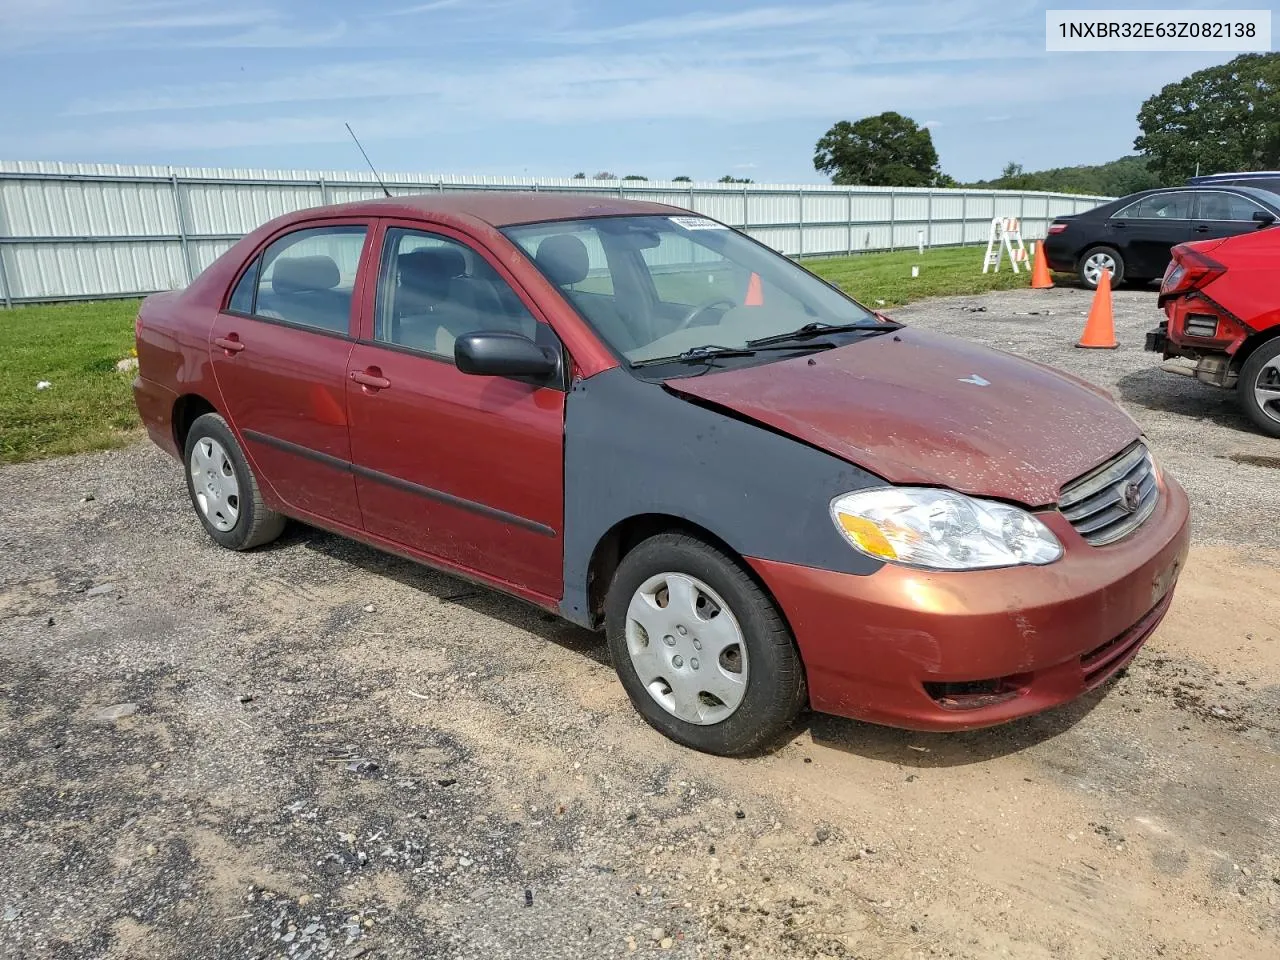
[830,488,1063,571]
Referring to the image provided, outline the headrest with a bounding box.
[398,247,466,302]
[535,234,589,286]
[271,255,340,294]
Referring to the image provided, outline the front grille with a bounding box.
[1185,313,1219,338]
[1058,442,1159,546]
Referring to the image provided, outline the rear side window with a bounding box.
[1114,193,1192,220]
[252,226,368,335]
[1116,193,1192,221]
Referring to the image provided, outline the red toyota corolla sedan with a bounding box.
[133,193,1190,755]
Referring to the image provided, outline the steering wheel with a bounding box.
[675,297,738,331]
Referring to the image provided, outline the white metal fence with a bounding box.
[0,160,1110,306]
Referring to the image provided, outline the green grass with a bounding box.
[0,299,143,464]
[802,245,1036,308]
[0,245,1033,464]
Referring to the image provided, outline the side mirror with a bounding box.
[455,331,558,379]
[1253,211,1277,227]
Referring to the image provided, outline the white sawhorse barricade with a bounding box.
[982,217,1030,274]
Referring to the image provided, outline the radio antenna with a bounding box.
[345,122,392,198]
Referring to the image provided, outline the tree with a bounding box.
[813,112,942,186]
[1135,53,1280,182]
[672,175,692,182]
[933,172,959,188]
[594,171,617,180]
[718,175,753,183]
[965,156,1163,195]
[623,174,649,181]
[572,172,587,179]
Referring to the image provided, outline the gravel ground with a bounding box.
[1,284,1278,960]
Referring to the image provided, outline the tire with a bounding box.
[604,533,805,756]
[1239,340,1280,438]
[183,412,286,550]
[1078,246,1125,289]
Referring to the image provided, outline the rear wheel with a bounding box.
[183,412,286,550]
[1239,340,1280,438]
[604,533,805,756]
[1078,246,1125,289]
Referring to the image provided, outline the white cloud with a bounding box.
[546,0,1042,44]
[0,0,274,50]
[34,50,1204,158]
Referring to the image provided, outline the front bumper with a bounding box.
[748,476,1191,731]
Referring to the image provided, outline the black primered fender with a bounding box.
[560,366,884,627]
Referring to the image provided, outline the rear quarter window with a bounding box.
[227,259,258,313]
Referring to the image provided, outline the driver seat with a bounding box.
[535,234,638,350]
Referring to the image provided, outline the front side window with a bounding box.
[503,215,879,369]
[252,225,368,334]
[1113,193,1192,220]
[1195,191,1268,221]
[375,228,538,360]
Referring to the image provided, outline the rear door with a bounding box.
[345,221,566,602]
[1107,191,1195,278]
[209,221,372,529]
[1190,191,1275,243]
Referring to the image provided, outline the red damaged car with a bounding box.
[1147,222,1280,436]
[133,193,1190,755]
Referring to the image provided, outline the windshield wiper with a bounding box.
[630,340,839,368]
[746,320,900,348]
[630,344,755,367]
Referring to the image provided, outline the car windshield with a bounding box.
[502,215,883,368]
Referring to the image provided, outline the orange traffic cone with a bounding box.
[744,272,764,306]
[1030,240,1053,289]
[1076,269,1118,349]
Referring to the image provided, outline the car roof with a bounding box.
[1187,171,1280,183]
[283,191,686,228]
[1100,184,1280,207]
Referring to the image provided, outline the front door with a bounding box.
[1190,191,1274,244]
[209,222,371,529]
[345,223,566,602]
[1107,191,1195,278]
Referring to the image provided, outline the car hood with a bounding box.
[663,327,1141,507]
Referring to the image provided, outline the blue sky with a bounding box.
[0,0,1262,183]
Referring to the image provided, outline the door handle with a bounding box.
[1194,225,1210,233]
[213,335,245,354]
[1111,222,1125,228]
[351,367,391,391]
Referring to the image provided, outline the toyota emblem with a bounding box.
[1119,480,1142,513]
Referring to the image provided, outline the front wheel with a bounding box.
[1239,340,1280,438]
[1078,246,1125,289]
[183,412,286,550]
[604,534,805,756]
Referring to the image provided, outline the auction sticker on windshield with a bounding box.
[669,216,728,230]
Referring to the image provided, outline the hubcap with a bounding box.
[189,437,240,532]
[1255,357,1280,425]
[625,573,748,726]
[1084,253,1116,286]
